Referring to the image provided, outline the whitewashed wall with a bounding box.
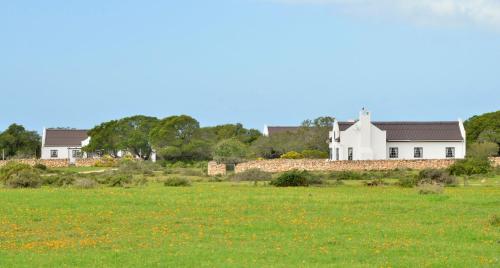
[41,147,72,160]
[386,141,465,160]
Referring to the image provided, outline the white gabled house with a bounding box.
[329,109,466,161]
[41,128,90,163]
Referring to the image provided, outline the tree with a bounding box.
[0,124,41,159]
[467,142,499,158]
[213,138,248,164]
[83,115,159,159]
[118,115,159,160]
[464,110,500,155]
[150,115,213,161]
[201,124,261,144]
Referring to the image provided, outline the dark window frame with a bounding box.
[389,147,399,159]
[50,150,58,158]
[446,147,455,158]
[348,147,353,161]
[414,147,423,158]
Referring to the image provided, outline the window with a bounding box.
[329,148,333,160]
[446,147,455,158]
[50,150,58,158]
[348,147,353,161]
[72,150,82,158]
[389,147,398,159]
[414,147,423,158]
[336,148,339,161]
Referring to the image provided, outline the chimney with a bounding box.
[359,108,373,159]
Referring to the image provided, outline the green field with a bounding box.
[0,178,499,267]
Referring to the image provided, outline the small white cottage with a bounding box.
[41,128,90,163]
[329,109,466,161]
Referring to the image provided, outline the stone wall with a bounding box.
[208,161,226,176]
[233,159,460,173]
[0,158,99,168]
[208,157,500,175]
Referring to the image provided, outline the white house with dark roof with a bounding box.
[41,128,90,163]
[329,109,466,161]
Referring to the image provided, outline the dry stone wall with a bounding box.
[0,159,99,168]
[207,157,500,175]
[208,161,226,176]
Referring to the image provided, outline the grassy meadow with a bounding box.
[0,166,499,267]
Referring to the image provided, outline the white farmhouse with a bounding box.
[329,110,466,161]
[41,128,90,163]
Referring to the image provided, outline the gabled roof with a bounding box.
[44,129,89,147]
[338,121,464,141]
[265,126,301,136]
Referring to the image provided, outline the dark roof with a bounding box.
[338,121,463,141]
[44,129,89,147]
[266,126,301,136]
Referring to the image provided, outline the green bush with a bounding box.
[398,176,420,188]
[164,177,191,187]
[271,170,312,187]
[364,178,387,187]
[329,171,364,180]
[302,150,329,159]
[5,169,42,188]
[117,160,160,175]
[418,169,458,186]
[33,163,47,171]
[280,151,304,159]
[73,178,98,189]
[42,173,77,187]
[489,215,500,227]
[418,183,444,195]
[448,157,492,176]
[0,161,32,184]
[231,168,272,182]
[107,174,133,187]
[94,155,118,167]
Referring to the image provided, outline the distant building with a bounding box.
[329,109,466,161]
[263,126,300,136]
[41,128,90,163]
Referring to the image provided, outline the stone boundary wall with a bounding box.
[0,159,99,168]
[208,161,227,176]
[208,157,500,176]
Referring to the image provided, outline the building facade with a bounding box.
[329,110,466,161]
[41,128,90,163]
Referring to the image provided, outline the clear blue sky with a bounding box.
[1,0,499,133]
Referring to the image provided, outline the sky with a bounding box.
[1,0,499,133]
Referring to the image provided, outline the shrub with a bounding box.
[164,177,191,187]
[398,176,420,188]
[117,160,159,175]
[364,178,386,187]
[231,168,272,182]
[43,173,77,187]
[107,174,133,187]
[329,171,364,180]
[74,178,98,189]
[0,161,32,184]
[132,176,148,186]
[271,170,310,187]
[94,155,118,167]
[489,215,500,227]
[448,157,492,176]
[302,150,328,159]
[418,183,444,195]
[5,169,42,188]
[33,163,47,171]
[280,151,304,159]
[418,169,458,186]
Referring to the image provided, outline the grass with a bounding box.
[0,177,499,267]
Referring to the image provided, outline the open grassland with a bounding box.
[0,180,499,267]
